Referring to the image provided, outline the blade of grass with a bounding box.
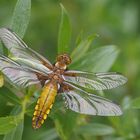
[11,0,31,38]
[58,4,71,54]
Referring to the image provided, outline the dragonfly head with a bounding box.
[55,54,71,70]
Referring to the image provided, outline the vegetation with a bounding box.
[0,0,140,140]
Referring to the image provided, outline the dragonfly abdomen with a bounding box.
[32,81,57,129]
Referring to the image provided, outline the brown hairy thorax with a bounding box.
[37,54,72,86]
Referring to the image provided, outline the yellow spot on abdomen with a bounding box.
[46,109,50,115]
[35,105,39,110]
[43,114,47,120]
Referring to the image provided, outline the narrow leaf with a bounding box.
[70,45,119,72]
[0,116,19,135]
[58,4,71,54]
[11,0,31,38]
[71,34,97,63]
[75,30,83,46]
[75,123,115,136]
[3,119,24,140]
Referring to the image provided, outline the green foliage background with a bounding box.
[0,0,140,140]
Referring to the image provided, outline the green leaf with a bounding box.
[109,117,121,131]
[75,123,115,136]
[3,119,24,140]
[70,45,119,72]
[0,86,21,105]
[75,30,83,46]
[130,97,140,109]
[25,101,35,117]
[36,128,58,140]
[71,34,97,63]
[3,106,23,140]
[11,0,31,38]
[54,110,78,140]
[58,4,71,54]
[0,116,19,135]
[0,95,11,116]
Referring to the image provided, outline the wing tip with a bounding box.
[97,108,123,116]
[107,104,123,116]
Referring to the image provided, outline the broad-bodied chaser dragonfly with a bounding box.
[0,28,127,129]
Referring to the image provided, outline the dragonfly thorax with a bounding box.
[55,62,67,70]
[48,72,64,84]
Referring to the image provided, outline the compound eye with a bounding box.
[57,55,63,61]
[65,57,71,65]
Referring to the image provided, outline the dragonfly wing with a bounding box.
[0,55,42,87]
[64,70,127,90]
[0,28,53,75]
[62,82,122,116]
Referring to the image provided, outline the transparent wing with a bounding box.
[0,55,42,87]
[0,28,53,75]
[64,70,127,90]
[62,82,122,116]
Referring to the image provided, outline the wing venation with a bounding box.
[62,82,122,116]
[0,28,53,76]
[0,55,41,87]
[64,70,127,90]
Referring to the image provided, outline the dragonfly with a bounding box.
[0,28,127,129]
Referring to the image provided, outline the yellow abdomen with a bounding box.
[32,81,57,129]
